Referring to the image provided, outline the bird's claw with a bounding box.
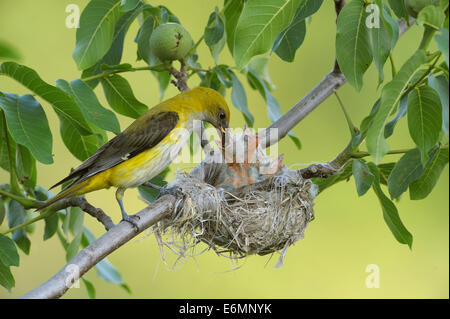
[121,214,140,232]
[159,186,183,197]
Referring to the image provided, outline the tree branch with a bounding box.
[52,197,116,231]
[21,195,176,299]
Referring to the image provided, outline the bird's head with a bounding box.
[192,87,230,132]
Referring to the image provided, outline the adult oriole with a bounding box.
[38,87,230,228]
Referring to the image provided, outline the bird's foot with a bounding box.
[144,182,183,198]
[121,214,141,232]
[159,185,183,197]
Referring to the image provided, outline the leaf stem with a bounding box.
[389,54,397,78]
[0,189,42,209]
[1,208,55,235]
[351,145,449,158]
[334,92,358,137]
[81,64,170,82]
[419,26,436,51]
[402,52,442,98]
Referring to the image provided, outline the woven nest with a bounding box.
[152,130,317,267]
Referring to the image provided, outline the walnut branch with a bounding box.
[21,10,414,299]
[51,197,115,231]
[21,195,176,299]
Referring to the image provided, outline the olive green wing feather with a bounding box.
[50,111,179,189]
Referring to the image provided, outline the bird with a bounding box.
[37,87,230,229]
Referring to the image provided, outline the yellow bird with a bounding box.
[38,87,230,228]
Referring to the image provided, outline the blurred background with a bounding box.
[0,0,448,298]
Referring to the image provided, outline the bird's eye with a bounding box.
[218,109,226,119]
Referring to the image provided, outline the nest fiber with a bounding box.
[156,167,317,266]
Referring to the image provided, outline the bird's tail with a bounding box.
[36,181,86,211]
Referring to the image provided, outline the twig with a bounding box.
[170,61,190,91]
[52,197,115,231]
[1,196,115,234]
[81,65,169,83]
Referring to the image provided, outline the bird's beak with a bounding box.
[217,123,228,150]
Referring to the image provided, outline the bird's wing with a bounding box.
[50,111,179,189]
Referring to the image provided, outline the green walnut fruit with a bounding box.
[149,23,193,62]
[405,0,440,18]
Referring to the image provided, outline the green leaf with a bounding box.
[291,0,323,21]
[209,30,227,64]
[336,0,372,91]
[96,258,125,285]
[378,162,396,185]
[60,118,100,161]
[368,162,413,248]
[273,19,306,62]
[200,70,226,96]
[101,74,148,118]
[137,168,169,203]
[57,79,120,134]
[0,62,93,135]
[417,5,446,29]
[66,233,82,261]
[410,147,449,199]
[0,200,5,226]
[435,28,449,67]
[388,0,409,20]
[224,0,244,55]
[0,39,20,60]
[352,159,374,196]
[370,1,399,84]
[387,149,425,199]
[16,144,37,189]
[367,50,427,163]
[311,162,353,193]
[67,207,84,236]
[385,96,408,138]
[248,56,275,90]
[44,213,59,241]
[0,93,53,164]
[73,0,124,70]
[120,0,140,11]
[233,0,302,69]
[0,234,19,267]
[230,71,254,126]
[428,74,449,134]
[82,277,96,299]
[81,228,130,292]
[0,123,14,173]
[407,85,442,165]
[205,9,225,46]
[272,0,323,62]
[136,15,156,64]
[7,200,31,254]
[83,3,144,88]
[0,261,14,292]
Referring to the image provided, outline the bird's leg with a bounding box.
[143,182,183,197]
[116,188,140,231]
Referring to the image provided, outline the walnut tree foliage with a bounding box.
[0,0,449,297]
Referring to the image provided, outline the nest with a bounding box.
[153,130,318,267]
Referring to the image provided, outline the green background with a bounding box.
[0,0,448,298]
